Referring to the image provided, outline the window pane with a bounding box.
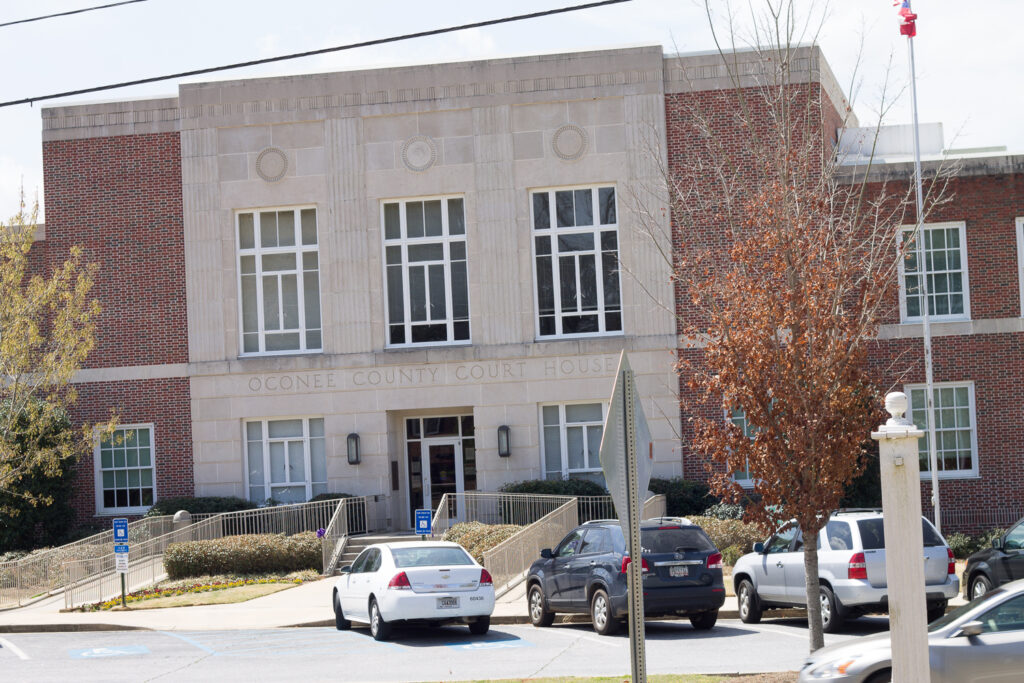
[386,245,402,265]
[271,485,306,504]
[263,275,280,330]
[599,187,616,224]
[450,241,466,260]
[587,427,602,468]
[566,404,602,422]
[246,422,263,441]
[302,252,318,270]
[544,426,562,476]
[574,189,593,226]
[127,448,138,467]
[407,202,424,238]
[270,442,286,483]
[423,417,459,437]
[543,405,560,426]
[311,438,326,482]
[241,274,258,334]
[114,449,125,468]
[566,427,585,469]
[281,274,299,329]
[384,203,401,239]
[303,271,321,331]
[247,441,264,486]
[448,198,465,235]
[559,256,577,311]
[562,314,599,334]
[558,233,594,252]
[128,469,140,487]
[309,418,324,437]
[602,251,620,307]
[138,428,150,447]
[579,254,598,311]
[533,193,550,230]
[556,191,574,227]
[300,209,317,246]
[406,418,421,439]
[424,200,442,237]
[288,441,305,481]
[387,265,405,324]
[536,255,554,316]
[408,243,444,262]
[260,211,278,247]
[239,213,255,249]
[101,450,113,469]
[262,253,296,271]
[409,265,427,321]
[428,264,446,320]
[141,469,153,486]
[411,323,447,343]
[268,419,303,438]
[277,210,295,247]
[452,260,468,319]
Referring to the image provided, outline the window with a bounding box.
[826,521,853,551]
[906,382,979,479]
[1016,217,1024,316]
[580,528,613,555]
[245,417,327,504]
[978,594,1024,634]
[236,206,322,355]
[765,525,797,553]
[541,403,605,481]
[555,529,585,557]
[382,197,469,346]
[532,185,621,337]
[728,408,756,486]
[95,424,155,514]
[899,221,970,322]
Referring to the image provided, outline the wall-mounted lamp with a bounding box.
[497,425,511,458]
[347,433,361,465]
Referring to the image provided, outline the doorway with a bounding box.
[421,439,464,513]
[404,414,476,528]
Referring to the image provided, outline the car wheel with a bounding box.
[689,610,718,631]
[369,598,392,641]
[468,616,490,635]
[820,585,843,634]
[865,669,892,683]
[333,591,351,631]
[528,584,555,627]
[927,600,947,623]
[738,579,762,624]
[590,588,619,635]
[970,575,992,600]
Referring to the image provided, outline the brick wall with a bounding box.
[42,132,187,368]
[68,377,193,524]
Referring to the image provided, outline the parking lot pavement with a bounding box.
[0,618,884,682]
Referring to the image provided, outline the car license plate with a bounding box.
[670,566,689,578]
[437,597,459,609]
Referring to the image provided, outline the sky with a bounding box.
[1,0,1021,217]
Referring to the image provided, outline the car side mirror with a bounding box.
[992,537,1003,550]
[959,621,984,637]
[339,565,352,574]
[753,542,765,554]
[540,548,553,559]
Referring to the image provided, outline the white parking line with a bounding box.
[727,622,812,641]
[0,636,29,660]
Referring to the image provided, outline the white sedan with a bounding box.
[332,541,495,640]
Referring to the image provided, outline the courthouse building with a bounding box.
[34,44,1022,530]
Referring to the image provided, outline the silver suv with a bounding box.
[732,510,960,632]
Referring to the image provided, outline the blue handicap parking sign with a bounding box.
[112,518,129,542]
[415,509,432,535]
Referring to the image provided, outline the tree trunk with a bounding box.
[803,529,825,652]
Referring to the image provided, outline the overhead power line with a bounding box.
[0,0,631,109]
[0,0,148,29]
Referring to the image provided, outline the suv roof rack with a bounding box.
[833,508,883,515]
[644,516,693,526]
[583,519,619,525]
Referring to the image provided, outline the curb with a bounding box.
[0,623,151,633]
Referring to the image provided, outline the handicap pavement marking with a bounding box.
[445,638,535,651]
[69,646,151,659]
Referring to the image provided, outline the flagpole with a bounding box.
[904,3,942,535]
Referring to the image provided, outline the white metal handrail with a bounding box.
[320,497,389,575]
[482,499,579,594]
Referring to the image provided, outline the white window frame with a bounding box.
[244,416,327,504]
[539,402,606,480]
[530,184,622,339]
[898,221,971,323]
[905,381,979,480]
[1016,217,1024,317]
[94,423,157,516]
[235,205,322,356]
[725,408,756,489]
[380,195,470,348]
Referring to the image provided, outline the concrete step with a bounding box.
[338,533,422,568]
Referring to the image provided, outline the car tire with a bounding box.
[970,575,992,600]
[865,669,892,683]
[468,616,490,635]
[333,591,351,631]
[590,588,619,635]
[927,600,947,623]
[738,579,762,624]
[528,584,555,627]
[369,598,392,641]
[820,585,843,634]
[689,610,718,631]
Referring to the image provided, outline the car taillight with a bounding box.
[947,548,955,575]
[848,552,867,580]
[387,571,411,590]
[480,569,493,586]
[620,556,650,574]
[706,552,723,570]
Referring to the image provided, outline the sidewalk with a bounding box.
[0,576,964,633]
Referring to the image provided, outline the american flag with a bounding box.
[894,0,918,37]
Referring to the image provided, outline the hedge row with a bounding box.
[498,479,607,497]
[147,496,258,517]
[442,522,523,563]
[163,532,320,579]
[947,528,1005,559]
[689,516,765,565]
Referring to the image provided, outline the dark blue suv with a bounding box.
[525,518,726,634]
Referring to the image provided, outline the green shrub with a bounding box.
[703,502,745,520]
[163,532,320,579]
[309,493,354,502]
[947,528,1005,559]
[647,478,720,517]
[720,544,744,566]
[498,479,607,497]
[442,522,522,563]
[690,516,763,555]
[147,496,258,517]
[840,453,882,509]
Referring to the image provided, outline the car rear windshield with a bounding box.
[641,527,715,553]
[856,518,945,549]
[391,546,475,568]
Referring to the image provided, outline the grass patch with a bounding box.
[110,583,293,609]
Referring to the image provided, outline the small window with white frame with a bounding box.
[906,382,979,479]
[381,196,470,346]
[532,185,622,337]
[244,417,327,504]
[95,424,156,514]
[898,221,970,322]
[236,206,322,355]
[1016,217,1023,317]
[540,403,605,481]
[727,408,756,487]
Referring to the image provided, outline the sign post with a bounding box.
[112,518,129,608]
[599,351,653,683]
[415,509,432,540]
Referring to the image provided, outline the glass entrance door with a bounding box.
[422,439,463,514]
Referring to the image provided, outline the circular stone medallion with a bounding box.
[255,147,288,182]
[401,135,438,172]
[552,124,589,161]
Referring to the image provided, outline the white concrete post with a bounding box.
[871,392,931,683]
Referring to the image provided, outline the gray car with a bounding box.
[798,577,1024,682]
